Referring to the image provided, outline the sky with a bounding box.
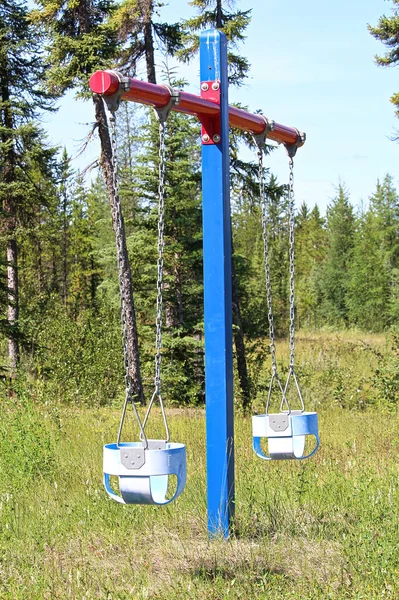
[43,0,399,215]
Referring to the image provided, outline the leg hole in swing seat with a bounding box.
[108,475,120,495]
[302,434,318,458]
[292,435,306,459]
[150,474,178,504]
[259,437,270,458]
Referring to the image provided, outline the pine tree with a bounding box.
[132,100,204,404]
[67,174,100,316]
[31,0,118,96]
[58,149,74,305]
[0,0,56,369]
[347,207,391,330]
[369,174,399,266]
[85,175,119,310]
[116,102,147,233]
[368,175,399,324]
[368,1,399,130]
[34,0,189,404]
[295,203,326,328]
[178,0,251,86]
[111,0,182,82]
[232,173,289,338]
[316,184,355,327]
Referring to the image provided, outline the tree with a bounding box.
[33,0,191,404]
[178,0,251,86]
[115,102,146,233]
[232,173,289,334]
[58,149,74,305]
[369,174,399,266]
[31,0,118,97]
[368,175,399,324]
[295,203,326,328]
[111,0,182,82]
[67,173,101,316]
[316,184,355,327]
[368,1,399,133]
[347,208,391,330]
[0,0,56,370]
[131,96,204,404]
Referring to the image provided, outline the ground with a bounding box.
[0,331,398,599]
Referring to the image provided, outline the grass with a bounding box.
[1,331,399,599]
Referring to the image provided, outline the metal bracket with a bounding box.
[153,85,180,123]
[147,439,167,451]
[120,446,145,470]
[269,413,289,432]
[101,71,131,113]
[253,117,275,150]
[119,440,167,470]
[200,80,221,145]
[284,128,306,158]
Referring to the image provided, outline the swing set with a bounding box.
[89,29,319,537]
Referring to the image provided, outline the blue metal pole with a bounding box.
[200,29,235,538]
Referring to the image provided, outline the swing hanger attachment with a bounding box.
[284,128,306,159]
[153,84,180,123]
[100,70,131,113]
[98,71,181,120]
[252,116,275,150]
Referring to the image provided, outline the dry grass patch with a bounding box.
[41,529,345,597]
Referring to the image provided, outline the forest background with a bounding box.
[1,0,399,410]
[0,0,399,410]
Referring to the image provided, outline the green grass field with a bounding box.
[1,331,399,599]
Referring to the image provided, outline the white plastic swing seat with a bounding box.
[103,442,186,505]
[252,411,319,460]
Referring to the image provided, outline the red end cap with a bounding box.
[89,71,119,95]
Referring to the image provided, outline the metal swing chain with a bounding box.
[155,120,166,395]
[141,117,170,443]
[256,142,290,414]
[288,157,296,372]
[103,100,149,448]
[284,155,305,412]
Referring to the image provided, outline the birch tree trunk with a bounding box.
[6,238,19,370]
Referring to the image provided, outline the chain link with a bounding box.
[256,141,289,413]
[140,116,170,442]
[257,144,278,372]
[283,154,304,412]
[288,157,295,372]
[107,104,133,403]
[103,100,148,446]
[154,120,166,393]
[105,102,171,443]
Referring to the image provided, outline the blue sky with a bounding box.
[44,0,399,214]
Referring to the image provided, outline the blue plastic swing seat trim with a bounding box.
[103,442,186,505]
[252,411,319,460]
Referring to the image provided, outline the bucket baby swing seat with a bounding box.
[101,86,186,503]
[251,124,320,461]
[103,395,187,505]
[252,370,320,460]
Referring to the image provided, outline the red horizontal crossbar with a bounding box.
[89,70,302,147]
